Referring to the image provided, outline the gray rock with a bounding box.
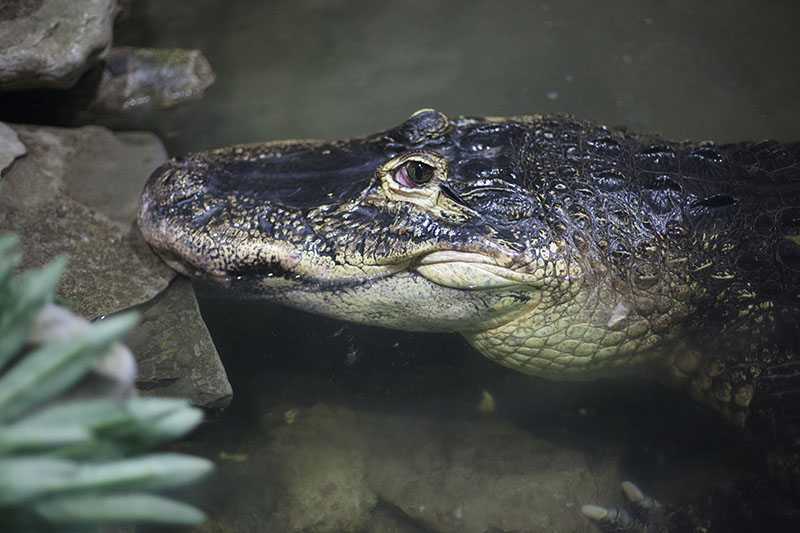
[0,122,26,175]
[0,47,216,126]
[0,122,174,319]
[0,121,231,409]
[269,404,377,532]
[126,277,232,409]
[0,0,118,91]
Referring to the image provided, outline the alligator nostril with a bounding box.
[172,170,208,203]
[150,163,208,204]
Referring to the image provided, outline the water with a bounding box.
[115,0,800,152]
[113,1,800,531]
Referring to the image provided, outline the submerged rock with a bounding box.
[91,46,216,113]
[209,398,620,532]
[0,47,217,125]
[360,411,618,532]
[0,0,117,91]
[269,404,377,532]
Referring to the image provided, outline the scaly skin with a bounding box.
[139,110,800,437]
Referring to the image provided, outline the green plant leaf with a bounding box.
[31,492,207,524]
[12,397,204,458]
[0,425,92,456]
[0,256,66,371]
[0,312,139,423]
[0,234,19,258]
[14,397,128,430]
[0,234,21,297]
[121,397,205,446]
[0,453,213,506]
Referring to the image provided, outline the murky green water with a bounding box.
[114,1,800,531]
[116,0,799,152]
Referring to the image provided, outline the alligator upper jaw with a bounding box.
[138,131,403,280]
[160,198,533,290]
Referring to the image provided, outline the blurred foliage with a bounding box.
[0,234,212,529]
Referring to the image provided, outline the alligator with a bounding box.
[139,109,800,530]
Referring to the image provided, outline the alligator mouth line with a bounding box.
[175,246,504,283]
[196,248,535,293]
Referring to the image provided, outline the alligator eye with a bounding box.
[407,161,434,184]
[395,161,434,188]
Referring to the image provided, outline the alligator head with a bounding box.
[140,108,574,327]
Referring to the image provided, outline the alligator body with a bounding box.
[140,110,800,527]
